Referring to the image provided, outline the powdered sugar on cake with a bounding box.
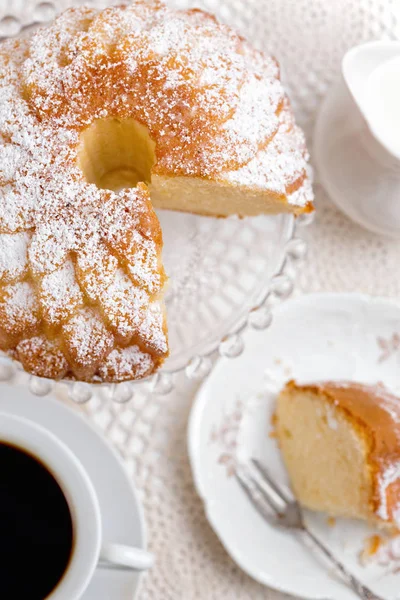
[376,461,400,524]
[0,28,166,380]
[0,1,311,381]
[22,0,310,190]
[0,232,29,283]
[221,103,311,203]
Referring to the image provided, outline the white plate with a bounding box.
[0,384,146,600]
[188,293,400,600]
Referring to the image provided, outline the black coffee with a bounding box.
[0,442,73,599]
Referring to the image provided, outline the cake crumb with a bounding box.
[359,534,384,564]
[326,517,336,527]
[269,412,278,438]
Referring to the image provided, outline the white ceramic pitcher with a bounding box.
[314,41,400,237]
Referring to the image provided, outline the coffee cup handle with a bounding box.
[99,544,154,571]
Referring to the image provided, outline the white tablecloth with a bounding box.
[1,0,400,597]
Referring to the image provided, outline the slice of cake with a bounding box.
[276,380,400,529]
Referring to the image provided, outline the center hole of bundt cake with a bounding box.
[78,118,156,191]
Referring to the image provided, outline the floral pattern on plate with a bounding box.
[188,293,400,600]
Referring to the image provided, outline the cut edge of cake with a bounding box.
[276,380,400,531]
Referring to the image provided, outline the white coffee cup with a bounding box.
[0,412,153,600]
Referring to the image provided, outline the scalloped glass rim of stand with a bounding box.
[0,5,313,401]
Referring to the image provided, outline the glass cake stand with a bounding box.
[0,0,312,401]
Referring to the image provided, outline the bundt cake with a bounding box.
[0,1,313,382]
[277,380,400,530]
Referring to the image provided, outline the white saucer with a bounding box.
[0,384,146,600]
[188,293,400,600]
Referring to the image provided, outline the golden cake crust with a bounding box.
[23,2,313,212]
[24,4,281,175]
[0,2,313,382]
[284,380,400,528]
[0,34,168,382]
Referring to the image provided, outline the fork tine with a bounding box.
[236,464,284,515]
[251,458,293,504]
[247,463,287,514]
[235,466,279,525]
[238,464,385,599]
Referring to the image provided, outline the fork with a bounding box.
[235,458,385,600]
